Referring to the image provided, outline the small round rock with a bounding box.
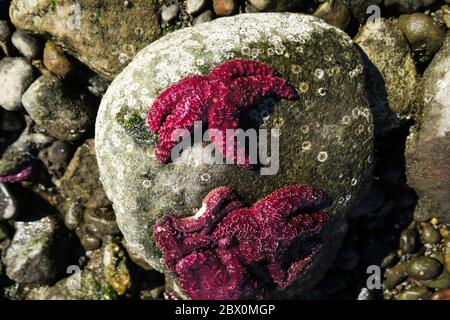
[11,30,42,60]
[0,57,35,111]
[213,0,238,16]
[43,41,73,77]
[398,13,446,55]
[161,3,180,22]
[406,257,442,280]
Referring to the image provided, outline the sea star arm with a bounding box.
[155,94,210,163]
[175,248,245,300]
[147,76,210,132]
[170,186,243,233]
[208,58,276,81]
[207,75,297,168]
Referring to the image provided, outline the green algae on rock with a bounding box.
[9,0,161,80]
[95,13,374,298]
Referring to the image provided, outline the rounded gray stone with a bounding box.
[11,30,42,60]
[96,13,374,298]
[22,74,95,141]
[0,57,34,111]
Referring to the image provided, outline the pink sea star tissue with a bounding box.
[153,185,330,300]
[147,59,298,168]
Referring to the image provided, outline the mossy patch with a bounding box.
[116,110,157,147]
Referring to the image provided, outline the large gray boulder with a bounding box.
[406,32,450,224]
[95,13,374,298]
[9,0,161,80]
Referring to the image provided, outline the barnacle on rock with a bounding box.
[147,58,298,168]
[153,185,329,300]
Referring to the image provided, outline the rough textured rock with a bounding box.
[59,139,110,209]
[22,74,94,141]
[9,0,161,80]
[96,13,374,299]
[6,237,131,300]
[4,216,73,284]
[355,18,418,134]
[406,33,450,224]
[0,57,35,111]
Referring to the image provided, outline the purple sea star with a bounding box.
[0,165,33,183]
[147,59,298,168]
[153,185,330,300]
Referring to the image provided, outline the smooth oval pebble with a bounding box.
[406,257,442,280]
[420,225,441,244]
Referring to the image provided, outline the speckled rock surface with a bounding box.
[4,216,73,284]
[9,0,161,80]
[95,13,374,298]
[6,236,131,300]
[406,33,450,224]
[355,18,418,134]
[22,74,94,141]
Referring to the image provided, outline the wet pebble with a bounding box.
[213,0,238,16]
[399,227,418,254]
[4,216,73,284]
[0,57,35,111]
[397,286,431,300]
[424,270,450,290]
[43,41,73,77]
[420,225,441,244]
[0,183,17,220]
[11,30,41,60]
[64,201,83,230]
[186,0,207,15]
[87,74,109,97]
[77,224,102,251]
[83,208,119,237]
[384,262,407,289]
[398,13,446,55]
[406,257,442,280]
[161,3,180,22]
[313,0,351,30]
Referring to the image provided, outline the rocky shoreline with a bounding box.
[0,0,449,300]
